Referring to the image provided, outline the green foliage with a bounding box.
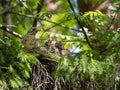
[84,10,106,25]
[41,12,76,35]
[0,0,120,89]
[35,28,80,47]
[82,10,108,32]
[54,50,115,88]
[0,37,38,89]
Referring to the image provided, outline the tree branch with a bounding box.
[10,11,83,32]
[67,0,93,49]
[32,1,44,27]
[0,1,24,15]
[0,24,22,39]
[0,66,8,69]
[107,6,120,30]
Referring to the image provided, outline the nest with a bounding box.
[31,56,73,90]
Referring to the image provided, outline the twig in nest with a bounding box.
[31,62,54,90]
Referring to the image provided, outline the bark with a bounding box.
[1,0,11,27]
[1,0,12,46]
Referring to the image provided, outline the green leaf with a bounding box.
[81,45,90,51]
[10,79,19,88]
[9,65,14,73]
[64,42,72,48]
[24,70,30,78]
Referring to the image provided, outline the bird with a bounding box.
[22,27,39,51]
[44,40,69,56]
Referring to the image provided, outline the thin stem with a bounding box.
[107,6,120,30]
[67,0,93,49]
[32,1,44,27]
[10,11,82,32]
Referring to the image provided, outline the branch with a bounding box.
[0,24,22,39]
[0,1,24,15]
[67,0,93,49]
[10,11,82,32]
[107,6,120,30]
[10,11,35,18]
[100,6,120,54]
[41,19,82,32]
[0,66,8,69]
[19,1,46,33]
[32,1,44,27]
[40,57,58,63]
